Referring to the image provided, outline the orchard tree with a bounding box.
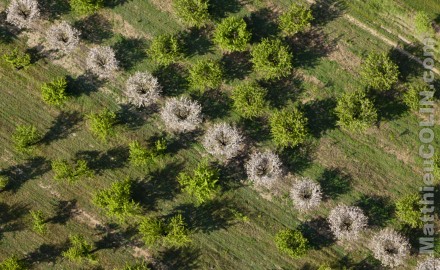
[128,141,151,167]
[335,90,377,131]
[87,109,117,141]
[245,150,283,188]
[30,210,46,235]
[251,38,292,79]
[213,17,251,52]
[188,59,223,92]
[278,3,313,36]
[62,234,96,263]
[46,21,80,55]
[138,216,165,247]
[172,0,209,28]
[3,48,31,70]
[403,83,430,112]
[6,0,40,29]
[269,106,308,148]
[0,256,26,270]
[51,159,93,183]
[202,122,244,161]
[395,193,423,228]
[41,76,68,106]
[125,71,161,108]
[12,124,41,152]
[148,34,182,65]
[69,0,103,15]
[360,53,399,91]
[275,228,308,258]
[290,177,322,211]
[231,82,267,119]
[178,160,220,204]
[415,11,432,34]
[163,213,191,248]
[370,228,410,268]
[160,96,202,133]
[328,205,368,241]
[416,258,440,270]
[86,46,118,79]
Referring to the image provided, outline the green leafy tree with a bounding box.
[178,161,220,204]
[335,90,377,131]
[189,59,223,92]
[138,216,165,247]
[51,159,93,183]
[62,234,96,263]
[275,228,308,258]
[415,11,432,34]
[69,0,103,15]
[360,53,399,91]
[93,178,141,220]
[148,34,182,65]
[395,193,423,228]
[129,141,151,166]
[0,256,26,270]
[3,48,31,70]
[12,124,41,152]
[173,0,209,28]
[251,38,293,79]
[87,109,117,141]
[213,17,251,52]
[41,77,68,106]
[278,4,313,36]
[154,137,167,155]
[231,82,267,118]
[163,213,191,248]
[0,175,9,190]
[270,106,308,148]
[403,83,430,112]
[30,210,47,235]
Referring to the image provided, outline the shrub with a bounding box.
[129,141,151,167]
[86,46,118,79]
[0,175,9,190]
[403,83,430,112]
[395,193,423,228]
[3,48,31,70]
[278,4,313,36]
[245,150,283,188]
[415,11,432,34]
[148,34,182,65]
[163,213,191,248]
[51,159,93,183]
[41,77,68,106]
[12,124,40,152]
[370,228,410,268]
[290,177,322,211]
[6,0,39,29]
[202,122,244,161]
[138,216,165,247]
[160,96,202,133]
[188,59,223,92]
[269,106,308,148]
[360,53,399,91]
[46,21,80,55]
[335,90,377,131]
[416,258,440,270]
[30,210,46,235]
[93,178,141,220]
[69,0,103,15]
[275,228,308,258]
[251,38,292,79]
[0,256,26,270]
[87,109,117,141]
[62,234,96,263]
[178,160,220,204]
[213,17,251,52]
[172,0,209,28]
[125,71,161,108]
[328,204,368,241]
[231,82,267,119]
[119,262,151,270]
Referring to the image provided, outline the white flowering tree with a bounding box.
[160,96,202,133]
[46,21,80,55]
[416,258,440,270]
[203,122,244,161]
[370,228,410,268]
[6,0,39,29]
[245,150,283,188]
[125,71,161,108]
[86,46,118,79]
[328,205,368,241]
[290,177,322,211]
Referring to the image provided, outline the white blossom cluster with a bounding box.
[125,71,161,107]
[416,258,440,270]
[370,228,410,268]
[328,204,368,241]
[203,122,244,161]
[290,177,322,211]
[6,0,40,29]
[46,21,80,54]
[160,96,202,133]
[86,46,119,79]
[245,151,283,188]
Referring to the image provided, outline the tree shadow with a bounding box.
[66,72,105,96]
[41,111,83,144]
[237,117,271,144]
[74,146,129,174]
[197,88,232,120]
[399,224,424,255]
[47,199,77,225]
[259,76,303,109]
[117,104,148,130]
[317,168,351,199]
[388,43,424,82]
[104,0,130,8]
[24,242,68,266]
[303,98,337,138]
[298,217,335,249]
[372,89,407,122]
[2,157,50,192]
[94,224,137,251]
[279,143,314,175]
[179,28,214,57]
[209,0,242,20]
[220,51,253,82]
[25,46,45,64]
[113,36,148,70]
[0,12,19,43]
[0,202,28,240]
[156,246,201,270]
[74,14,113,44]
[310,0,346,27]
[153,63,189,96]
[218,160,246,191]
[355,194,395,227]
[38,0,70,20]
[245,8,279,43]
[336,254,383,270]
[166,130,204,154]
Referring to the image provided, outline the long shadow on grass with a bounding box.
[388,43,425,82]
[113,36,148,70]
[157,246,201,270]
[245,8,279,43]
[259,76,303,109]
[74,14,113,44]
[317,168,351,200]
[39,0,70,20]
[372,89,407,122]
[336,254,382,270]
[299,217,335,249]
[310,0,346,27]
[209,0,242,20]
[2,157,50,192]
[221,51,253,82]
[67,72,105,96]
[94,224,137,251]
[74,146,129,174]
[0,12,19,43]
[0,202,28,240]
[166,130,204,154]
[355,194,394,227]
[47,199,77,225]
[179,28,214,57]
[279,143,314,175]
[237,117,271,144]
[197,89,232,120]
[104,0,130,8]
[303,98,337,138]
[117,104,148,131]
[153,64,189,97]
[24,242,68,266]
[41,111,83,145]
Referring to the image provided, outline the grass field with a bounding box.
[0,0,439,269]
